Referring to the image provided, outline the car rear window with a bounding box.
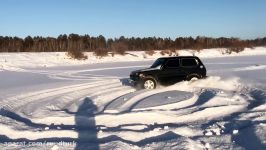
[181,58,198,67]
[165,59,180,68]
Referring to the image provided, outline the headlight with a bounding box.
[139,73,145,78]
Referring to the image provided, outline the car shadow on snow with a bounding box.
[75,97,99,150]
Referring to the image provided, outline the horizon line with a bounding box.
[1,34,266,40]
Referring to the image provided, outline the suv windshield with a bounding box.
[150,58,165,68]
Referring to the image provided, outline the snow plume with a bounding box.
[168,76,242,92]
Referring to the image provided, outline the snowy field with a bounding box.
[0,48,266,150]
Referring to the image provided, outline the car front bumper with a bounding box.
[128,79,138,86]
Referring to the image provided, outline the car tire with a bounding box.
[186,74,201,81]
[143,77,157,89]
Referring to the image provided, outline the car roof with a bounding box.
[158,56,200,59]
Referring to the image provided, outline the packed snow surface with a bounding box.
[0,47,266,149]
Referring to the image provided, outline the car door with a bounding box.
[157,58,185,84]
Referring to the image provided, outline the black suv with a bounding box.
[130,56,206,89]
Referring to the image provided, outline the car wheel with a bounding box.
[186,74,201,81]
[143,78,156,89]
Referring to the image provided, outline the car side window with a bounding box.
[181,58,198,67]
[165,59,180,68]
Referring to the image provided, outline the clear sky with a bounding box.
[0,0,266,39]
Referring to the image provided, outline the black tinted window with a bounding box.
[165,59,180,68]
[181,58,198,67]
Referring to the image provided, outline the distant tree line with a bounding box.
[0,34,266,58]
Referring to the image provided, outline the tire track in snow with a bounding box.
[0,79,119,113]
[18,81,126,117]
[0,81,264,148]
[0,79,136,127]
